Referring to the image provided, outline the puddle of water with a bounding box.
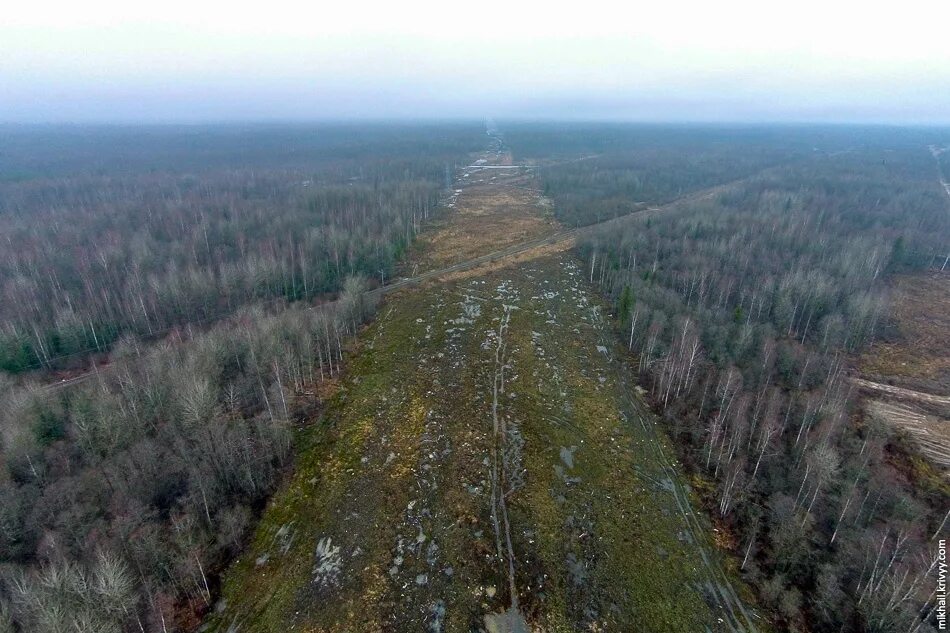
[484,606,531,633]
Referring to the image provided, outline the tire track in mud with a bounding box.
[489,307,516,599]
[616,375,759,633]
[583,271,758,632]
[486,302,530,632]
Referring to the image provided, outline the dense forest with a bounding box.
[511,128,950,632]
[0,281,373,632]
[0,124,482,373]
[2,123,948,632]
[507,123,950,228]
[507,124,799,225]
[0,124,481,631]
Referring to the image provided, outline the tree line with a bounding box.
[0,125,482,373]
[0,276,375,632]
[527,134,949,632]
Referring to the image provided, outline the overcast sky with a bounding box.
[2,0,949,124]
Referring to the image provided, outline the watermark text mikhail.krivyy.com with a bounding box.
[938,539,947,630]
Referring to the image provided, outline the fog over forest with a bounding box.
[3,0,950,124]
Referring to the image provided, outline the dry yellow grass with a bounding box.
[416,182,556,270]
[425,239,576,285]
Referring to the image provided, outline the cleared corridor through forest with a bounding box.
[205,138,762,632]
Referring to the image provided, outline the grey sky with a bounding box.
[3,0,949,124]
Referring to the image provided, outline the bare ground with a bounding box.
[412,166,556,272]
[860,271,950,395]
[858,271,950,475]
